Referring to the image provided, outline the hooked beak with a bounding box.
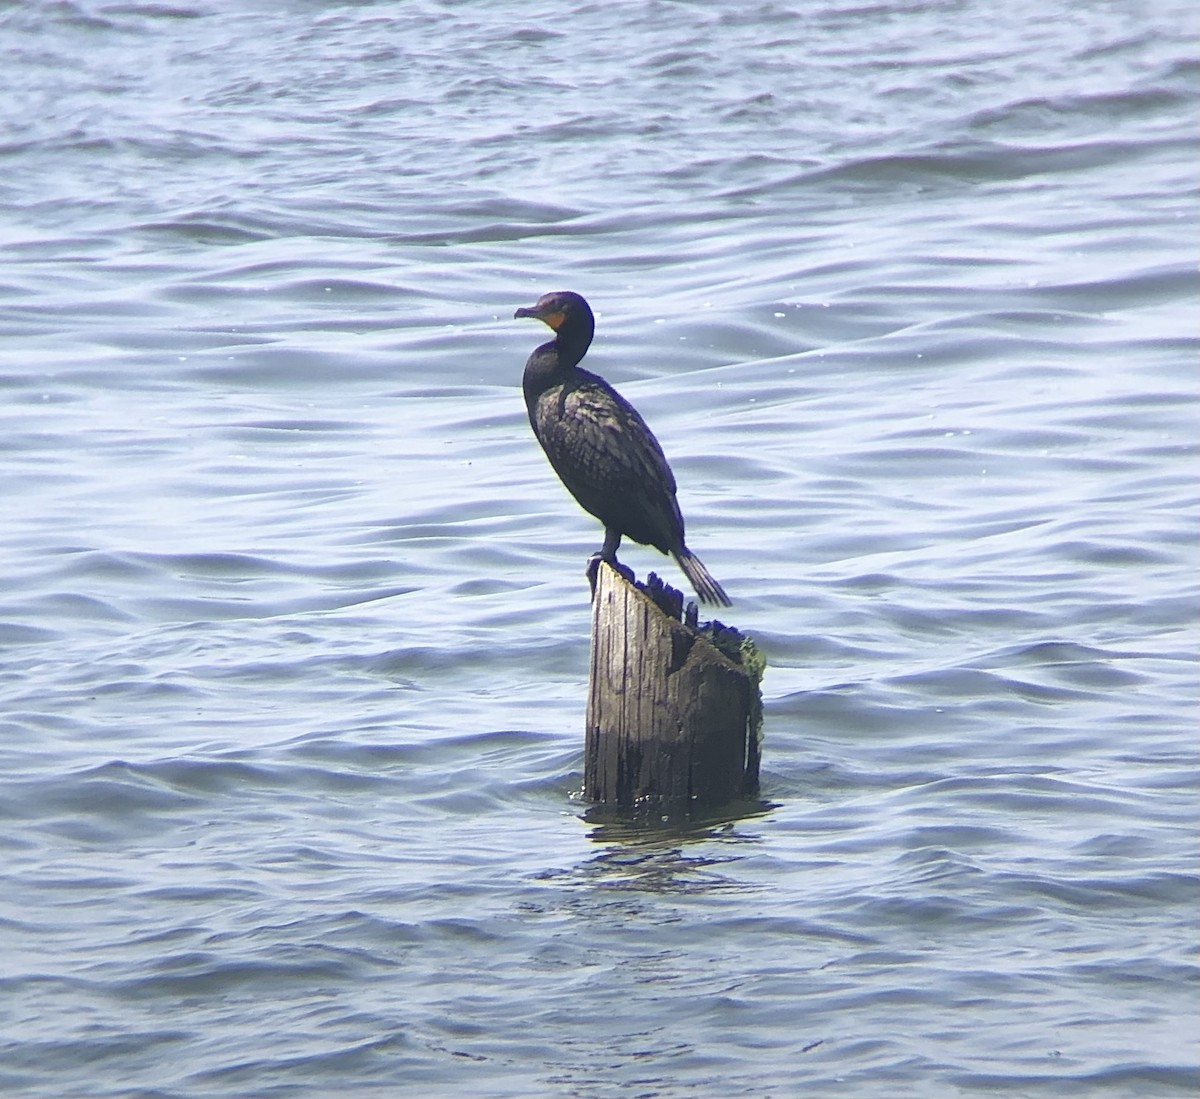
[514,303,566,330]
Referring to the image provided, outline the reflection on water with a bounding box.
[547,823,768,898]
[583,798,775,841]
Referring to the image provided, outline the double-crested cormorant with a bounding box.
[514,290,731,607]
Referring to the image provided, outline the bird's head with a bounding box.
[514,290,592,332]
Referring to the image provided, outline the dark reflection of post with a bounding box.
[576,799,776,896]
[582,797,776,842]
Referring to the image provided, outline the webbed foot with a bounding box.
[586,552,636,600]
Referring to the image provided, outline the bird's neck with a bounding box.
[553,321,592,370]
[522,341,563,407]
[522,324,592,389]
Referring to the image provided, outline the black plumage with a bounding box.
[514,290,730,607]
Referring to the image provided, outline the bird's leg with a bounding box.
[587,528,624,600]
[600,528,622,562]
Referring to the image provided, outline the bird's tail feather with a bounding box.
[674,549,732,608]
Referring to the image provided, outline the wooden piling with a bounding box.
[585,561,763,811]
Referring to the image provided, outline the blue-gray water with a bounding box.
[1,2,1197,1096]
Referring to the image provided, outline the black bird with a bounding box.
[514,290,731,607]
